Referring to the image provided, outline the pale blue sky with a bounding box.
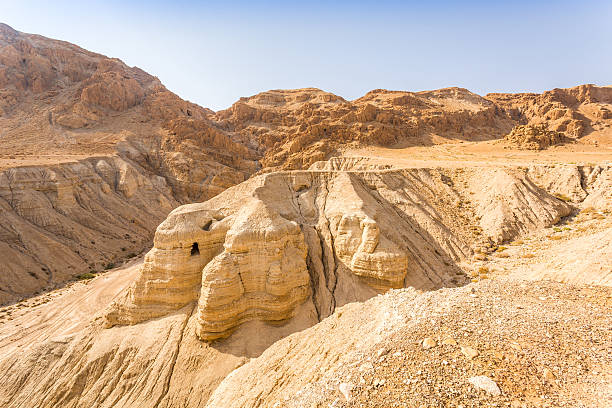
[2,0,611,110]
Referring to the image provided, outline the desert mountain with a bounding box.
[0,23,611,408]
[0,23,257,303]
[1,23,611,303]
[0,158,610,407]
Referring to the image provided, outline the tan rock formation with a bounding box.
[471,168,573,243]
[104,163,574,339]
[1,22,610,305]
[0,24,257,301]
[0,160,610,408]
[503,124,567,150]
[0,157,178,304]
[217,87,516,171]
[196,200,311,340]
[488,84,612,142]
[526,164,612,209]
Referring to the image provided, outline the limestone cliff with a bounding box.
[488,84,612,143]
[0,161,608,408]
[216,87,516,170]
[1,22,610,304]
[105,164,573,339]
[0,23,258,302]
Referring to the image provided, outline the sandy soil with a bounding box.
[0,154,113,172]
[0,259,141,354]
[346,139,612,168]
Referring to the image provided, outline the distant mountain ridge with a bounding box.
[0,22,610,302]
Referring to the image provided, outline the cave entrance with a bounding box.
[191,242,200,256]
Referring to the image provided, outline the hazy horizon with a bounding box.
[2,0,611,110]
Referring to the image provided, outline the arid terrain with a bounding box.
[0,23,610,407]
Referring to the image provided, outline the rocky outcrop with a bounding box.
[503,124,567,150]
[527,164,612,209]
[0,24,259,301]
[0,23,258,204]
[0,161,607,408]
[0,157,178,304]
[195,201,311,340]
[216,87,516,171]
[471,168,573,243]
[488,84,612,141]
[105,164,574,339]
[1,22,610,304]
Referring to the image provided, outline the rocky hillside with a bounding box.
[0,159,609,407]
[488,85,612,141]
[0,23,257,303]
[216,87,515,170]
[1,22,611,303]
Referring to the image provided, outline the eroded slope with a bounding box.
[0,160,609,407]
[0,23,258,302]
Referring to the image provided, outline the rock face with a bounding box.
[488,84,612,142]
[1,22,610,303]
[216,87,516,171]
[503,124,567,150]
[195,201,311,340]
[0,24,258,302]
[527,164,612,210]
[471,167,573,243]
[105,163,573,339]
[0,157,178,304]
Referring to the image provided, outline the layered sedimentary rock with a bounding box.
[0,157,177,304]
[503,124,567,150]
[488,84,612,141]
[216,87,516,170]
[471,168,573,243]
[105,164,574,339]
[334,214,408,289]
[0,160,608,408]
[0,24,258,301]
[196,201,311,340]
[2,22,610,303]
[527,164,612,209]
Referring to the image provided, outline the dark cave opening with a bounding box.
[191,242,200,256]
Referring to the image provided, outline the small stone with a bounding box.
[442,337,457,346]
[469,375,501,396]
[339,382,354,401]
[461,346,479,359]
[377,348,389,358]
[543,368,556,382]
[509,343,522,351]
[373,378,385,387]
[422,337,437,349]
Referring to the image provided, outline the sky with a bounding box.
[1,0,611,110]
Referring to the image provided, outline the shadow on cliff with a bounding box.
[348,171,470,291]
[209,169,470,359]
